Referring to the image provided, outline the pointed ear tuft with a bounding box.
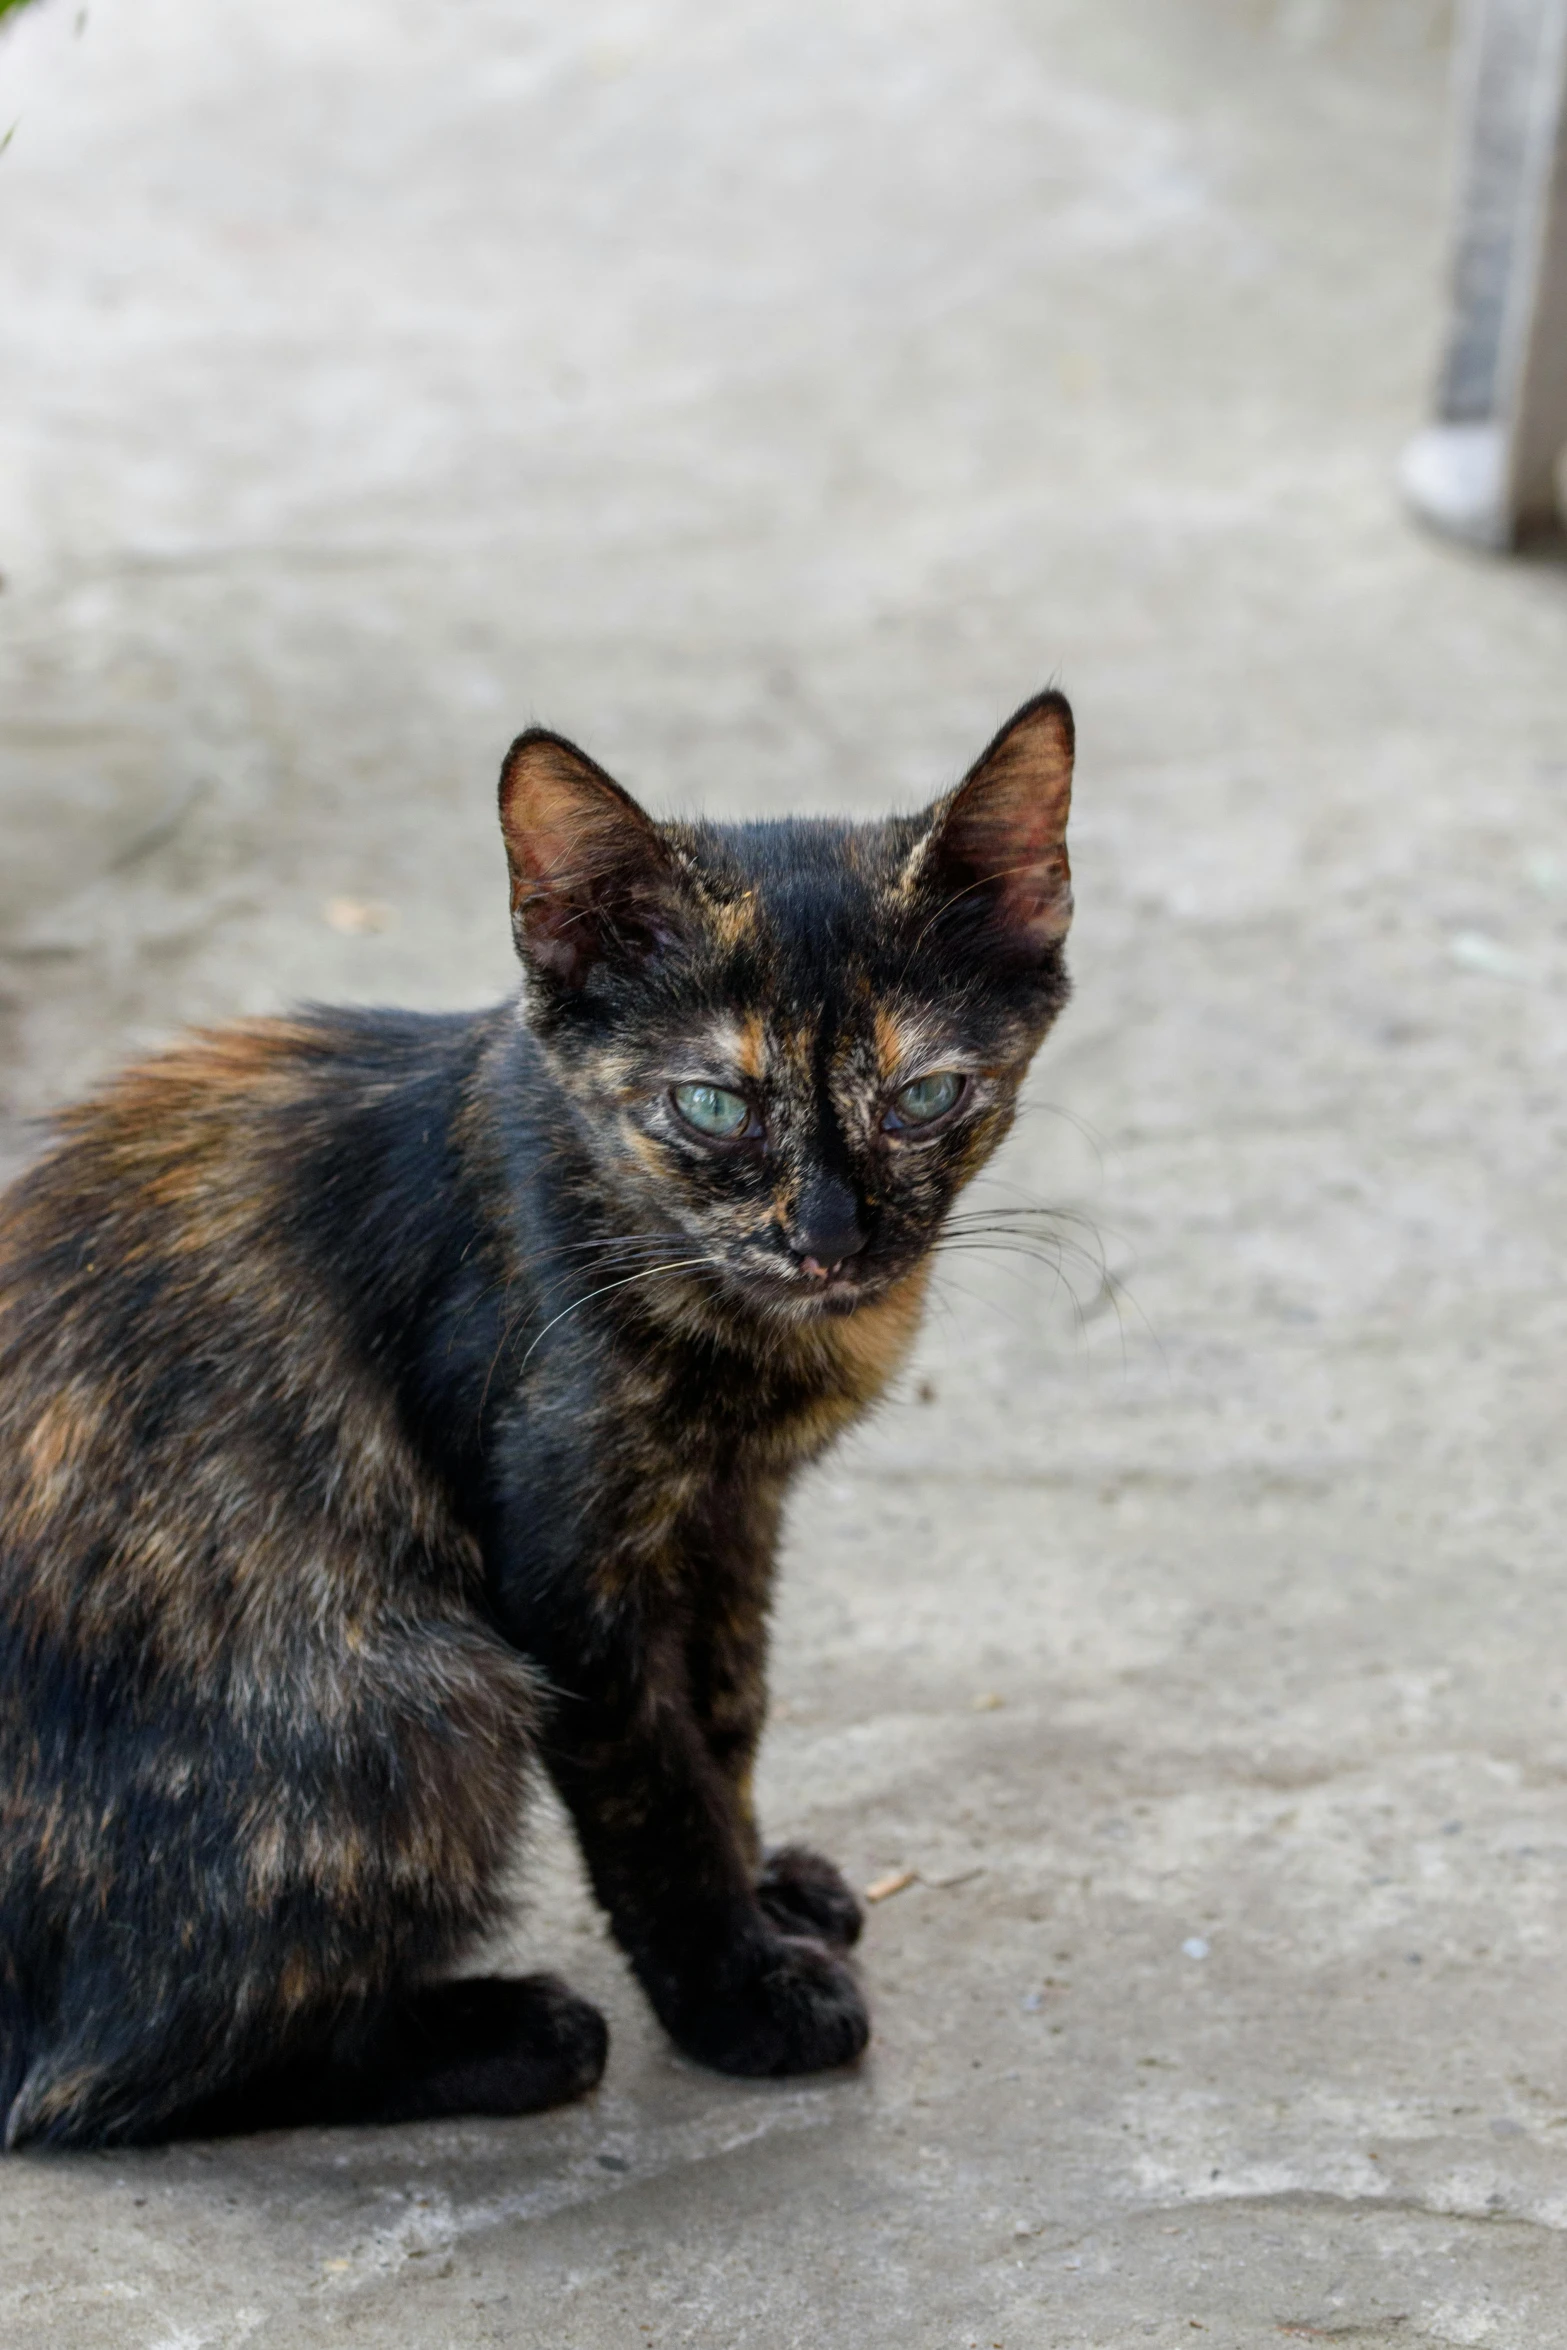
[912,691,1075,958]
[498,730,688,990]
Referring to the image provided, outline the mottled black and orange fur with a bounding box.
[0,692,1075,2147]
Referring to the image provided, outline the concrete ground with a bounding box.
[4,0,1567,2341]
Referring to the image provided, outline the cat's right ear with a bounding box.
[498,730,689,990]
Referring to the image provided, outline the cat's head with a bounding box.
[498,693,1074,1321]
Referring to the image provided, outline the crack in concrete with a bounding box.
[1152,2186,1567,2236]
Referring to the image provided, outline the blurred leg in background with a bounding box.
[1402,0,1567,547]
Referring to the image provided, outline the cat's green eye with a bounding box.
[886,1070,964,1130]
[672,1082,753,1141]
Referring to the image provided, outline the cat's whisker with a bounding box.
[936,1233,1110,1288]
[944,1206,1102,1236]
[944,1202,1106,1239]
[948,1170,1114,1246]
[473,1235,694,1308]
[940,1218,1117,1294]
[476,1247,689,1386]
[464,1237,707,1402]
[513,1257,719,1377]
[937,1228,1108,1282]
[532,1232,692,1256]
[966,1215,1156,1360]
[512,1235,693,1281]
[933,1232,1160,1376]
[933,1234,1121,1346]
[932,1237,1081,1317]
[531,1244,693,1283]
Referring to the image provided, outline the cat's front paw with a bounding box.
[756,1844,863,1950]
[667,1931,869,2078]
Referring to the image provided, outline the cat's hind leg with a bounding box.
[7,1975,607,2148]
[340,1973,609,2128]
[182,1974,609,2139]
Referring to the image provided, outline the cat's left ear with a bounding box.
[498,730,691,989]
[908,690,1075,957]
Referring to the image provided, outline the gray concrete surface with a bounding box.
[4,0,1567,2342]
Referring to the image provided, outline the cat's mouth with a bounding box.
[728,1256,882,1319]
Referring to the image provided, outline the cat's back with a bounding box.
[0,1016,544,2135]
[0,1009,527,1745]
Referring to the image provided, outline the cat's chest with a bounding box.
[491,1268,928,1603]
[580,1269,930,1493]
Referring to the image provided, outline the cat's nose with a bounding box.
[791,1176,868,1279]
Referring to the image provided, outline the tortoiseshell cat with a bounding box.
[0,691,1074,2148]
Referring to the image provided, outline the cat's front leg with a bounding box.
[681,1492,864,1954]
[545,1659,868,2078]
[690,1635,864,1952]
[755,1844,864,1950]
